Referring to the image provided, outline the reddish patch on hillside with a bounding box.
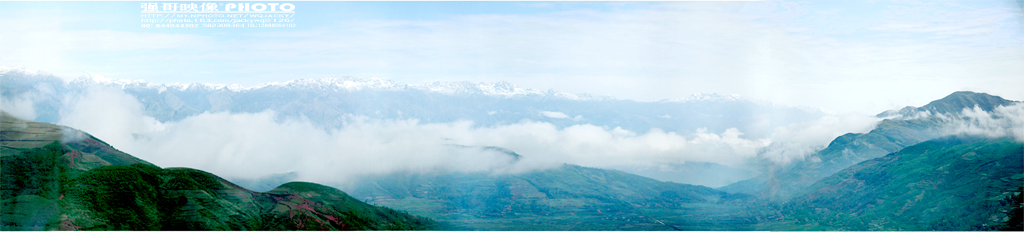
[58,220,81,230]
[295,200,318,212]
[287,195,352,230]
[266,191,352,230]
[64,151,81,168]
[324,214,344,227]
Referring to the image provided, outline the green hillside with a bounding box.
[349,164,756,230]
[721,91,1020,200]
[0,111,438,230]
[776,136,1023,230]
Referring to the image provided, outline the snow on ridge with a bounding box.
[417,81,476,94]
[3,67,612,101]
[0,65,36,76]
[467,81,545,97]
[73,75,253,93]
[65,74,262,93]
[662,93,746,102]
[551,91,616,101]
[276,76,408,91]
[411,80,614,100]
[71,72,151,88]
[661,93,775,105]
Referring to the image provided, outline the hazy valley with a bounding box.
[2,69,1023,230]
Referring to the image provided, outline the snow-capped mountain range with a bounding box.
[2,66,827,139]
[54,67,614,101]
[4,65,765,103]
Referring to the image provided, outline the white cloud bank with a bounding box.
[942,104,1024,142]
[50,88,1023,188]
[0,93,36,120]
[754,103,1024,164]
[54,87,874,186]
[0,80,57,121]
[757,114,883,164]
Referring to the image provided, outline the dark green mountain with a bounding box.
[722,91,1020,200]
[777,136,1023,230]
[0,111,437,230]
[347,165,756,230]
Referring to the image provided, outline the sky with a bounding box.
[2,0,1022,187]
[1,0,1022,115]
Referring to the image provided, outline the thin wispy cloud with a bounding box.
[540,111,571,119]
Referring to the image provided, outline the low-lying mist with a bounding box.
[38,87,897,188]
[943,104,1024,141]
[34,85,1024,189]
[32,87,1024,189]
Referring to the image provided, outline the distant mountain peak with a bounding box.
[922,91,1016,113]
[879,91,1018,118]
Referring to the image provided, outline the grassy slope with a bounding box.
[0,112,437,230]
[774,136,1023,230]
[350,164,756,230]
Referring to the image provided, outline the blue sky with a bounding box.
[1,0,1022,114]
